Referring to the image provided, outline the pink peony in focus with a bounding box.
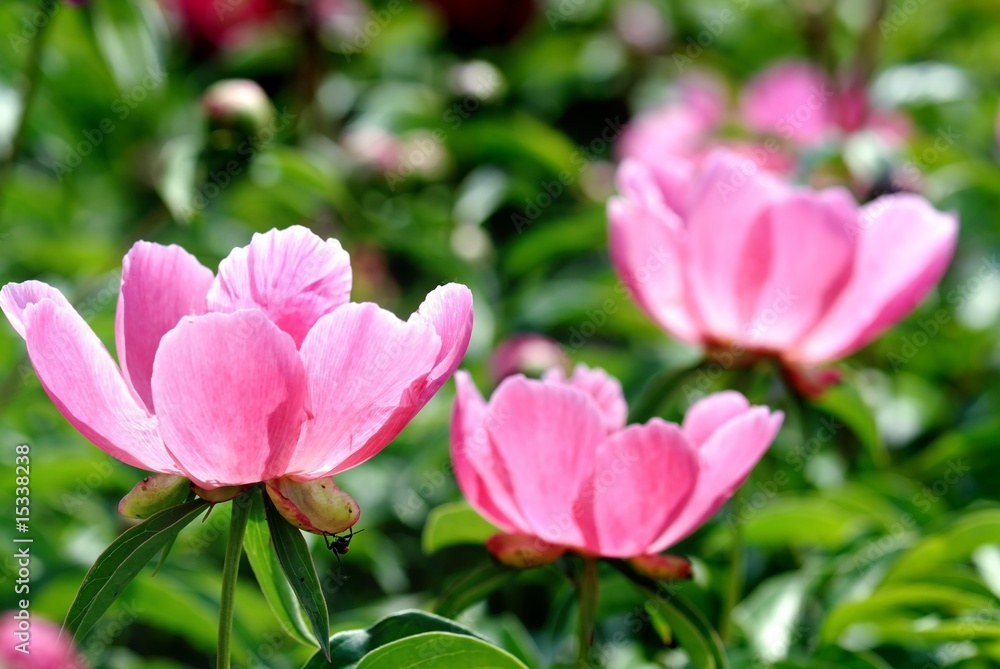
[451,365,783,560]
[608,150,957,368]
[0,612,83,669]
[740,60,911,149]
[1,227,473,530]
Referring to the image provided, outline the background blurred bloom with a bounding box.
[1,227,473,504]
[0,613,83,669]
[740,60,911,149]
[161,0,285,47]
[609,150,958,367]
[489,333,568,382]
[451,365,783,559]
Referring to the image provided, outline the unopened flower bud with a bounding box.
[202,79,274,146]
[485,533,565,569]
[118,474,190,519]
[627,553,692,581]
[193,484,252,504]
[265,477,360,535]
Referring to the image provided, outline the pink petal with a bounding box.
[652,406,783,552]
[451,371,528,533]
[0,613,82,668]
[583,420,698,558]
[485,376,606,548]
[794,194,958,364]
[206,226,352,346]
[543,364,628,434]
[17,298,178,473]
[732,188,856,351]
[410,283,475,399]
[740,60,833,146]
[682,391,750,447]
[609,161,701,343]
[287,303,440,479]
[0,280,73,338]
[682,151,789,342]
[115,241,214,412]
[151,310,308,488]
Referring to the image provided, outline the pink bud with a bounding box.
[265,477,360,535]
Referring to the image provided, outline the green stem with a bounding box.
[720,486,745,644]
[0,0,57,212]
[218,495,252,669]
[575,558,599,668]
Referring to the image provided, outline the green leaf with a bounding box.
[642,597,719,669]
[422,501,499,555]
[885,508,1000,583]
[433,561,517,619]
[63,498,209,641]
[810,381,886,467]
[355,632,530,669]
[263,493,331,660]
[301,609,481,669]
[243,487,312,646]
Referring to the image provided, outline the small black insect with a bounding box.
[324,527,364,570]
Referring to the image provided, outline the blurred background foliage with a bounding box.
[1,0,1000,667]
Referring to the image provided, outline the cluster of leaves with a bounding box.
[1,0,1000,667]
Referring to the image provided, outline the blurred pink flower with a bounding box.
[608,150,957,367]
[740,60,911,149]
[451,365,783,560]
[0,612,83,669]
[162,0,285,46]
[489,334,568,382]
[2,227,472,507]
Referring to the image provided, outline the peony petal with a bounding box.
[207,226,352,346]
[450,371,527,533]
[584,420,698,557]
[115,241,214,412]
[543,364,628,434]
[0,280,73,338]
[610,161,701,343]
[287,302,440,478]
[651,407,783,552]
[18,298,178,473]
[733,190,856,351]
[410,283,475,397]
[740,60,833,146]
[794,194,958,364]
[682,151,789,343]
[485,376,606,548]
[151,310,308,488]
[682,391,751,447]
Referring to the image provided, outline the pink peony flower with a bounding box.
[451,365,783,560]
[608,150,957,367]
[2,227,473,530]
[0,612,83,669]
[740,60,911,149]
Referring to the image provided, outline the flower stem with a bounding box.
[720,485,745,644]
[218,494,252,669]
[575,557,599,668]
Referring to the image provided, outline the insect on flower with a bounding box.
[324,527,364,570]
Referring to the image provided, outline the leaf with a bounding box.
[736,571,814,663]
[243,487,313,646]
[300,609,481,669]
[355,632,530,669]
[885,508,1000,583]
[63,498,209,641]
[263,493,331,660]
[810,381,886,467]
[433,561,517,618]
[648,597,718,669]
[422,501,499,555]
